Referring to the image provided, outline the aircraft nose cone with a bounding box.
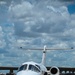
[17,71,40,75]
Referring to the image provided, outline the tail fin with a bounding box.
[19,46,74,66]
[41,45,46,66]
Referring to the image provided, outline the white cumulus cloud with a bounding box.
[0,0,75,67]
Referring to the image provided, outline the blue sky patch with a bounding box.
[68,4,75,14]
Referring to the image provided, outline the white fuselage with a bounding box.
[16,61,47,75]
[17,70,41,75]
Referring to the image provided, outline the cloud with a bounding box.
[9,1,33,18]
[9,1,70,35]
[0,1,6,5]
[9,1,75,67]
[0,26,6,48]
[0,0,75,67]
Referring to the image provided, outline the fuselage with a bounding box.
[16,61,47,75]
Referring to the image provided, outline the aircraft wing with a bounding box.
[47,67,75,75]
[0,66,18,74]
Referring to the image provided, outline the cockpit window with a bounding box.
[28,65,40,72]
[18,64,27,71]
[35,65,41,70]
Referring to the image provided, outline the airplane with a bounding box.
[0,46,75,75]
[16,46,75,75]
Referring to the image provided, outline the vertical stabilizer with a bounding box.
[41,45,46,65]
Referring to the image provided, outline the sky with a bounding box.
[68,4,75,14]
[0,0,75,68]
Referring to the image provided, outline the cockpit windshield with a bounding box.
[18,64,27,71]
[35,65,41,70]
[28,64,40,72]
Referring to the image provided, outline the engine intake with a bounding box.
[50,66,60,75]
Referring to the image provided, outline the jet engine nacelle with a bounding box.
[50,66,60,75]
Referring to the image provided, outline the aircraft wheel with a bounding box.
[44,72,47,75]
